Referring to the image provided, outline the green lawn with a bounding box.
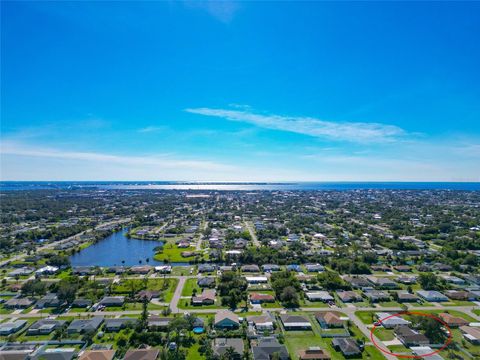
[186,343,205,360]
[153,244,202,262]
[110,278,178,302]
[387,344,412,355]
[0,306,14,314]
[402,309,477,322]
[284,332,328,360]
[362,346,387,360]
[177,297,228,310]
[300,300,329,308]
[283,313,383,360]
[171,266,194,276]
[284,333,385,360]
[182,278,201,296]
[355,311,376,325]
[372,328,395,341]
[377,301,402,307]
[443,300,475,307]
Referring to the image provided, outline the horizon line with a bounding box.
[1,180,479,184]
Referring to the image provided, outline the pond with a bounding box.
[70,228,189,266]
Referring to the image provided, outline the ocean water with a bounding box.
[1,181,480,191]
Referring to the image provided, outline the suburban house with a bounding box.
[241,265,261,273]
[123,349,160,360]
[315,312,345,328]
[35,293,63,309]
[411,347,445,360]
[287,264,301,272]
[106,266,126,275]
[394,265,412,272]
[154,265,172,273]
[67,317,104,334]
[104,318,138,332]
[367,276,398,289]
[191,289,216,306]
[305,264,325,272]
[78,350,116,360]
[371,264,390,272]
[336,291,362,303]
[128,266,152,275]
[245,276,268,284]
[234,239,248,249]
[364,290,390,302]
[376,313,411,328]
[305,291,334,302]
[394,326,430,346]
[4,297,35,309]
[72,266,96,276]
[136,290,160,302]
[197,277,216,288]
[280,314,312,330]
[99,296,125,307]
[215,310,240,329]
[9,267,34,277]
[72,298,93,308]
[247,314,275,331]
[250,293,275,304]
[331,338,361,357]
[460,326,480,345]
[439,313,469,328]
[31,347,76,360]
[441,275,465,285]
[444,290,471,301]
[417,290,449,302]
[213,338,244,359]
[27,319,66,335]
[262,264,280,272]
[0,320,27,336]
[251,337,289,360]
[397,292,418,303]
[396,276,417,285]
[344,276,371,289]
[298,347,331,360]
[35,266,59,276]
[198,264,216,273]
[147,316,173,330]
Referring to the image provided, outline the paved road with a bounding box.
[3,266,479,360]
[0,217,131,267]
[170,276,187,313]
[5,300,478,320]
[195,221,208,251]
[347,311,398,360]
[244,221,260,247]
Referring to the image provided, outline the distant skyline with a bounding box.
[1,1,479,181]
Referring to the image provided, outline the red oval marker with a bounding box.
[369,311,453,359]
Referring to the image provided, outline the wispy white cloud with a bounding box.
[185,107,407,143]
[137,126,168,133]
[0,140,234,172]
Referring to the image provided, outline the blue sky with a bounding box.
[1,1,479,181]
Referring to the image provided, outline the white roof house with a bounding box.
[305,291,334,302]
[411,347,444,360]
[376,312,411,328]
[35,266,59,275]
[245,276,268,283]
